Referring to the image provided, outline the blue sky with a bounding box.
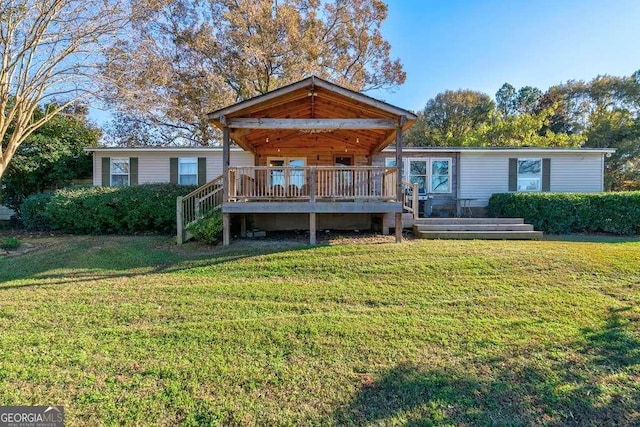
[369,0,640,112]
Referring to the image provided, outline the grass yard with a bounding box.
[0,235,638,426]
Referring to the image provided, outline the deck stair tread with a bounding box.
[414,217,524,225]
[416,224,534,232]
[412,217,542,240]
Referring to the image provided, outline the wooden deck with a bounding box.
[224,165,411,217]
[227,166,398,204]
[222,201,402,214]
[177,166,418,245]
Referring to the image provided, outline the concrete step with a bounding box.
[415,230,543,240]
[413,217,524,225]
[415,223,534,232]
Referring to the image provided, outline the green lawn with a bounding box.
[0,235,638,426]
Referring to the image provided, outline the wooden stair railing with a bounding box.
[402,181,419,220]
[176,175,224,244]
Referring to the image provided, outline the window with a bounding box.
[110,158,130,186]
[408,159,428,194]
[430,159,451,193]
[517,158,542,191]
[268,157,306,189]
[179,157,198,185]
[385,157,452,193]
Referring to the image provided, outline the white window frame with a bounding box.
[110,157,130,187]
[395,157,452,194]
[178,157,198,185]
[517,158,542,192]
[385,157,397,168]
[267,157,306,189]
[429,158,452,193]
[407,157,429,195]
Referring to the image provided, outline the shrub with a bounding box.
[487,192,640,235]
[186,209,223,244]
[0,237,21,251]
[20,193,54,231]
[44,184,196,234]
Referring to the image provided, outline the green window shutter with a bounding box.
[130,157,138,185]
[101,157,111,187]
[170,158,178,184]
[542,158,551,192]
[508,158,517,192]
[198,157,207,186]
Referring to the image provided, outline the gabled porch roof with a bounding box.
[208,75,416,155]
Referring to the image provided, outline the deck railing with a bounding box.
[228,166,399,201]
[176,175,223,244]
[177,167,417,244]
[402,181,419,220]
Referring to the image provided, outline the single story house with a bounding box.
[86,76,613,244]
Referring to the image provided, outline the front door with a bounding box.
[334,155,353,196]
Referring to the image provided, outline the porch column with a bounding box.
[309,212,317,245]
[221,116,231,246]
[395,116,406,243]
[223,213,230,246]
[240,215,247,238]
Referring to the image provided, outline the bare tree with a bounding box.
[0,0,127,180]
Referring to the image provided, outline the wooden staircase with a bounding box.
[412,218,543,240]
[176,175,224,244]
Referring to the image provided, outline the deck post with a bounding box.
[240,215,247,238]
[223,213,230,246]
[395,116,406,243]
[309,167,316,202]
[221,117,230,246]
[382,213,390,235]
[309,212,317,245]
[222,117,230,203]
[176,196,184,245]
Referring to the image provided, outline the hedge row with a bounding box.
[487,192,640,235]
[21,184,196,234]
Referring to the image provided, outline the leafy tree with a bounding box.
[103,0,406,146]
[496,83,517,117]
[515,86,542,115]
[584,109,640,190]
[535,86,575,134]
[411,90,495,146]
[0,0,127,182]
[495,83,542,117]
[403,111,429,147]
[464,107,584,148]
[2,104,100,209]
[540,73,640,135]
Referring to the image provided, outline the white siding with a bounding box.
[139,153,171,183]
[93,154,100,186]
[207,151,255,179]
[548,154,604,193]
[92,150,255,186]
[459,152,605,207]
